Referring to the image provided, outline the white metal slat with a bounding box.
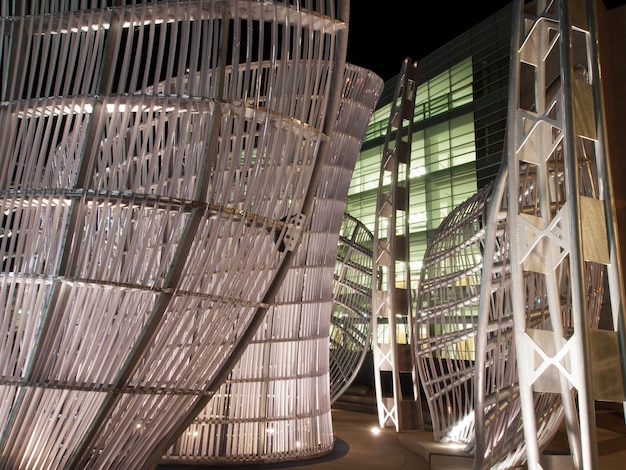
[62,12,84,97]
[11,388,50,468]
[10,16,33,101]
[0,279,17,373]
[96,292,155,384]
[1,1,348,467]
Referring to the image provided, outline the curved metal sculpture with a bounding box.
[415,1,625,468]
[415,164,604,467]
[0,1,347,468]
[162,64,383,465]
[414,182,494,445]
[330,212,374,403]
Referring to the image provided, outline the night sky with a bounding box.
[346,1,513,81]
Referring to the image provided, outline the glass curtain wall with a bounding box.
[345,4,512,346]
[347,57,477,282]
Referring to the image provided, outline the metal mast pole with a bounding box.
[508,0,626,468]
[372,58,423,431]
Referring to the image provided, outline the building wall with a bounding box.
[346,4,513,294]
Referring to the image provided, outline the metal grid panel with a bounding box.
[329,212,374,403]
[163,63,383,465]
[0,1,345,468]
[413,184,492,445]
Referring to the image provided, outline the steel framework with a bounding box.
[329,212,374,403]
[414,0,626,468]
[0,1,349,468]
[372,58,423,431]
[503,0,626,468]
[414,183,494,445]
[162,64,382,465]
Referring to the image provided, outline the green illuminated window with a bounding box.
[347,56,479,291]
[415,57,473,122]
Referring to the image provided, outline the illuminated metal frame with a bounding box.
[0,1,347,468]
[329,212,374,404]
[414,182,493,445]
[163,64,383,465]
[503,0,626,468]
[372,58,423,431]
[414,1,626,468]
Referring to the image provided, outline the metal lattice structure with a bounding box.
[414,183,494,445]
[0,1,349,468]
[329,212,374,403]
[414,0,626,468]
[502,0,626,468]
[162,64,383,465]
[372,58,423,431]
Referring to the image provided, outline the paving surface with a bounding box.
[160,404,626,470]
[159,409,430,470]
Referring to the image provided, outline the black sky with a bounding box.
[346,1,513,81]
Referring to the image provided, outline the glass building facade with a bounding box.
[346,4,512,293]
